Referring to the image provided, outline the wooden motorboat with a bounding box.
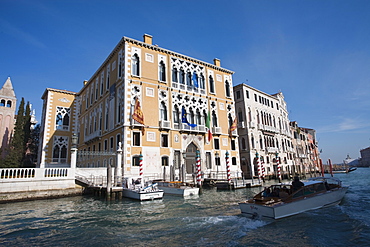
[239,177,348,219]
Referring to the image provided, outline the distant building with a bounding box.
[0,77,17,158]
[360,147,370,167]
[38,34,242,180]
[233,83,294,178]
[290,122,320,175]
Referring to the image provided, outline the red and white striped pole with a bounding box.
[226,151,231,184]
[256,152,261,182]
[139,152,143,178]
[276,152,281,183]
[196,150,202,186]
[261,160,265,182]
[320,159,324,177]
[329,158,333,177]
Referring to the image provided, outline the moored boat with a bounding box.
[156,181,199,197]
[122,177,164,201]
[239,177,348,219]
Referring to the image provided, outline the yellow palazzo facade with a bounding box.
[38,34,241,180]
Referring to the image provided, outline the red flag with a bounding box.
[206,110,213,142]
[229,118,237,137]
[132,98,145,135]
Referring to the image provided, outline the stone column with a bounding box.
[70,148,77,169]
[116,142,122,184]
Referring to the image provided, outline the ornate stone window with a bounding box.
[159,61,166,82]
[52,136,68,163]
[209,75,215,94]
[56,107,70,131]
[132,54,140,76]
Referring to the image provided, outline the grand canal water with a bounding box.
[1,168,370,246]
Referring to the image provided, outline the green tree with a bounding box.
[1,98,31,168]
[24,124,40,168]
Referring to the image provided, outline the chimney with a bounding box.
[214,58,221,67]
[83,80,88,85]
[143,34,153,45]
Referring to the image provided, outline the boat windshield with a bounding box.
[259,184,293,198]
[308,177,342,186]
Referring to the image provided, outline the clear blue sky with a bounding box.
[1,0,370,164]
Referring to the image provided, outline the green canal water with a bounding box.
[1,168,370,246]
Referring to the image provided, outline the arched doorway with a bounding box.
[184,142,198,174]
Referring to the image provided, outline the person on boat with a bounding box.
[262,187,272,197]
[292,176,304,191]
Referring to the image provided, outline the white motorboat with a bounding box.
[156,181,199,197]
[122,178,164,201]
[239,177,348,220]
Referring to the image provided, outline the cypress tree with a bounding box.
[4,98,26,167]
[22,102,32,167]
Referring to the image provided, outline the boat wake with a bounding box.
[182,215,267,231]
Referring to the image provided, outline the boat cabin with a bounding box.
[252,178,341,205]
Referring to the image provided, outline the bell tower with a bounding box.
[0,77,17,157]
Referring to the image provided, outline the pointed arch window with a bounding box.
[212,110,218,127]
[199,73,205,89]
[160,101,168,121]
[179,68,185,84]
[95,80,99,100]
[132,54,140,76]
[106,71,110,90]
[225,80,231,97]
[52,136,68,163]
[196,109,202,125]
[209,75,215,93]
[260,136,263,149]
[56,107,70,131]
[159,61,166,82]
[189,108,195,125]
[100,73,104,96]
[186,71,192,86]
[173,105,180,123]
[172,67,178,82]
[192,72,198,88]
[228,113,233,128]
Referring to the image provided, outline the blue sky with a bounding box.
[1,0,370,163]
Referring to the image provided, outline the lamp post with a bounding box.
[72,133,78,148]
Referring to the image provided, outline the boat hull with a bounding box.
[122,189,164,201]
[158,186,199,197]
[239,187,348,219]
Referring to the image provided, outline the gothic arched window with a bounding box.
[159,61,166,81]
[132,54,140,76]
